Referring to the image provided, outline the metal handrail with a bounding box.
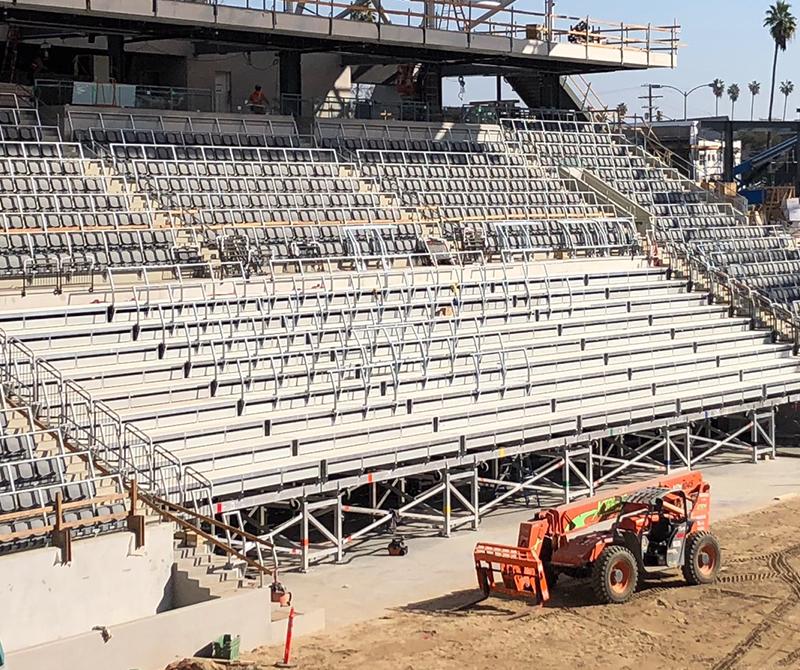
[168,0,679,57]
[143,493,274,586]
[659,240,800,353]
[0,325,212,508]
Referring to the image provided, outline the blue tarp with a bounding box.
[739,189,765,205]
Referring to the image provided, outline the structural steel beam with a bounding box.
[465,0,516,31]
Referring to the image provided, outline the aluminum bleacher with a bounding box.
[0,107,797,570]
[2,255,797,568]
[505,114,800,312]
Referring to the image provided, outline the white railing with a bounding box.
[0,328,213,513]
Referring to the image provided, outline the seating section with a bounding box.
[506,116,800,307]
[0,399,130,553]
[6,260,800,506]
[68,112,642,266]
[6,105,794,285]
[114,146,406,222]
[221,223,422,268]
[1,107,799,561]
[320,119,637,258]
[67,110,422,266]
[78,127,303,149]
[0,103,201,278]
[0,229,180,276]
[0,107,647,279]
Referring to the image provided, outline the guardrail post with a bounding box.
[127,478,146,549]
[52,491,72,564]
[130,477,138,511]
[769,408,777,459]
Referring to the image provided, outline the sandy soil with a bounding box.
[240,495,800,670]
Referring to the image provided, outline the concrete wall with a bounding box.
[6,591,325,670]
[0,524,175,652]
[372,84,404,109]
[187,51,279,114]
[128,52,188,88]
[186,50,350,114]
[303,53,352,110]
[171,566,217,609]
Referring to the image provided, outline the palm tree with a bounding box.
[748,81,761,120]
[780,80,795,119]
[711,79,725,115]
[764,2,797,120]
[727,83,740,118]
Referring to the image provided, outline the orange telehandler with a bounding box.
[474,471,720,604]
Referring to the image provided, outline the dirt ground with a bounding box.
[242,495,800,670]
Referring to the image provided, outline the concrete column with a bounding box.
[279,51,302,116]
[107,35,126,83]
[428,64,443,118]
[723,120,735,182]
[542,73,562,109]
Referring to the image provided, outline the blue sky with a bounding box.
[443,0,800,120]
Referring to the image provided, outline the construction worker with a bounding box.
[247,85,268,114]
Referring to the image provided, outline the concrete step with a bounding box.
[172,535,251,600]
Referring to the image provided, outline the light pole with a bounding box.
[649,82,714,121]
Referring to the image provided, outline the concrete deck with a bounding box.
[2,0,677,72]
[285,455,800,629]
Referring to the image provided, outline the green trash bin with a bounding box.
[212,634,240,661]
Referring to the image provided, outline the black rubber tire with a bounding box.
[477,567,492,596]
[682,531,721,585]
[544,563,559,591]
[591,545,639,604]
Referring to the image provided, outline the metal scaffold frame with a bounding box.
[229,406,776,571]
